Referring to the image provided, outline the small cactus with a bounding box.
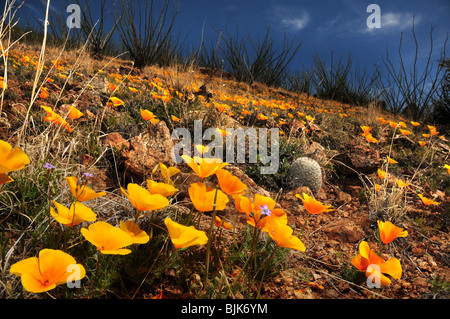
[284,157,323,195]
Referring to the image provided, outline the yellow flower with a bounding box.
[158,162,180,184]
[10,249,86,293]
[386,155,398,164]
[140,108,159,123]
[181,155,227,178]
[352,241,402,286]
[146,179,178,197]
[188,182,229,212]
[266,219,305,251]
[214,216,234,230]
[234,194,287,231]
[41,106,73,133]
[296,193,333,214]
[81,221,133,255]
[67,106,84,120]
[378,169,387,179]
[445,164,450,175]
[399,129,412,136]
[0,140,30,185]
[121,183,169,214]
[120,220,150,244]
[428,125,439,136]
[50,200,97,226]
[195,144,210,155]
[360,126,372,137]
[396,179,410,188]
[417,194,440,206]
[66,176,106,202]
[215,168,247,196]
[109,97,124,106]
[365,134,380,143]
[377,220,408,244]
[171,115,181,122]
[164,217,208,249]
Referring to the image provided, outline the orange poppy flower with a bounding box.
[418,141,427,146]
[0,140,30,177]
[68,106,84,120]
[377,220,408,244]
[396,179,410,188]
[386,155,398,164]
[428,125,439,136]
[399,129,412,136]
[445,164,450,175]
[109,97,124,107]
[188,182,229,212]
[378,169,387,179]
[66,176,106,202]
[119,220,150,244]
[109,82,118,91]
[377,117,388,125]
[146,179,178,197]
[194,144,210,155]
[389,121,399,128]
[121,183,169,213]
[375,184,382,192]
[422,133,431,138]
[360,126,372,137]
[181,155,227,178]
[41,106,73,133]
[39,88,49,99]
[164,217,208,249]
[352,241,402,286]
[81,221,133,255]
[140,109,159,123]
[158,162,180,185]
[410,121,420,126]
[214,215,234,230]
[266,218,305,251]
[215,168,247,196]
[171,115,181,122]
[234,194,287,231]
[10,249,86,293]
[417,194,439,206]
[50,200,97,226]
[365,134,380,143]
[296,193,333,214]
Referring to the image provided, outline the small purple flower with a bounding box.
[259,204,272,217]
[43,162,56,170]
[83,172,93,178]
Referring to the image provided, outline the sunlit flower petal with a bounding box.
[121,183,169,213]
[377,220,408,244]
[295,193,332,214]
[66,176,106,202]
[164,217,208,249]
[188,182,229,212]
[50,200,97,226]
[10,249,85,293]
[81,221,133,255]
[120,220,150,244]
[215,168,247,196]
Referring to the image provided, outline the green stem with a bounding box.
[204,187,219,281]
[256,245,279,298]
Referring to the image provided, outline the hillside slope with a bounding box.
[0,43,449,299]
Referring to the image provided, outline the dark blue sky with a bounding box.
[17,0,450,78]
